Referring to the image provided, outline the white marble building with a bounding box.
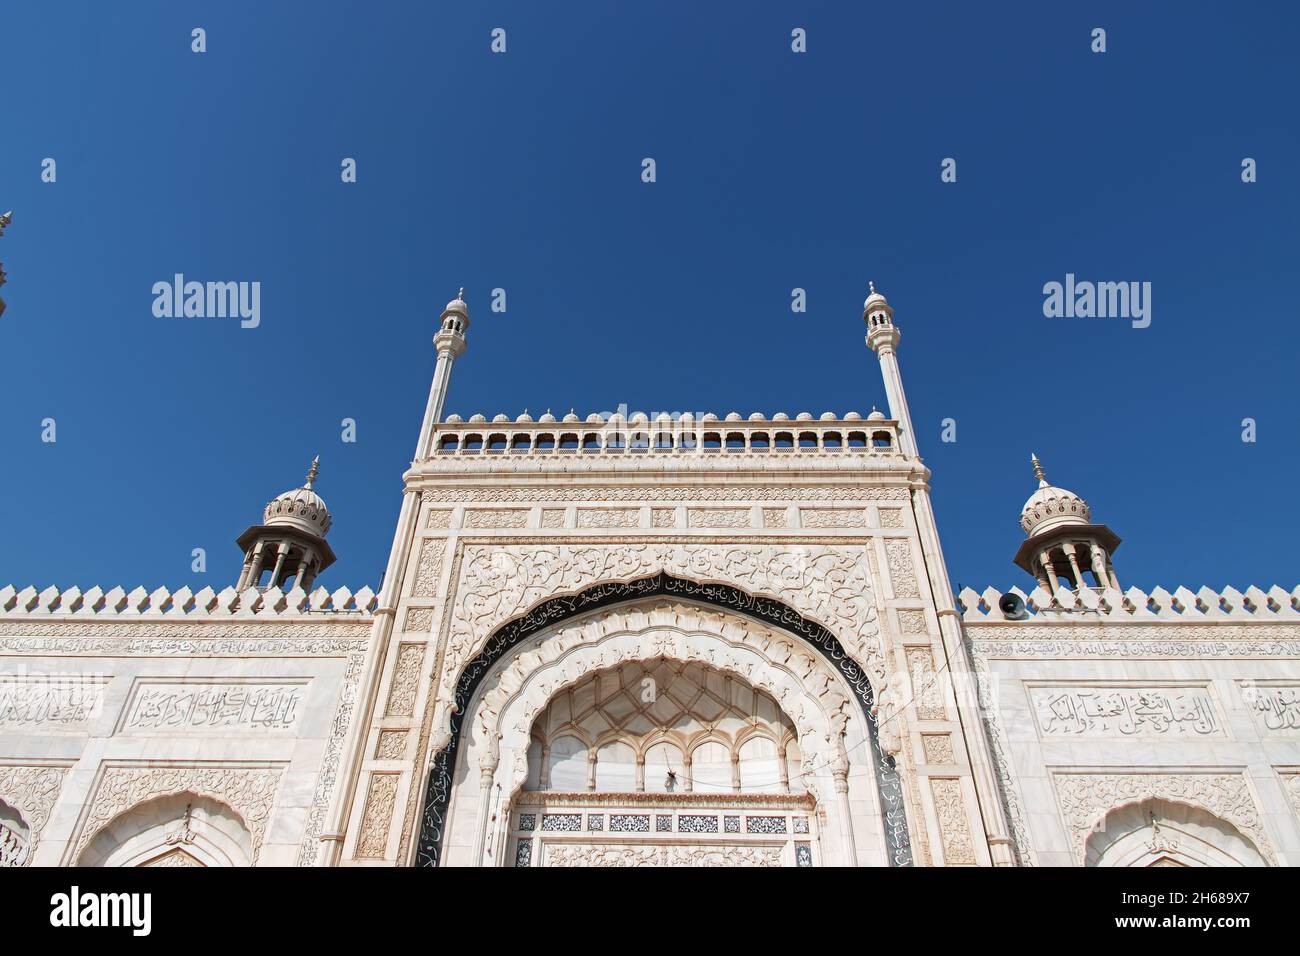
[2,286,1297,868]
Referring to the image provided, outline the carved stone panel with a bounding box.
[1052,772,1277,866]
[385,644,425,718]
[0,675,109,731]
[409,539,446,597]
[1029,685,1222,739]
[354,772,400,859]
[0,765,68,863]
[930,778,977,864]
[71,765,284,865]
[542,842,784,867]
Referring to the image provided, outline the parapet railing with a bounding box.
[957,584,1300,623]
[425,412,901,459]
[0,584,377,618]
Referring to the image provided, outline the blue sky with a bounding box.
[1,1,1296,593]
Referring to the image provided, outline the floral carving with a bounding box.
[426,510,452,530]
[541,509,566,529]
[0,765,68,864]
[409,539,446,597]
[354,773,400,859]
[73,765,283,864]
[1052,772,1277,866]
[376,730,407,760]
[885,539,919,598]
[442,544,884,704]
[385,643,425,718]
[543,843,783,867]
[577,508,639,529]
[687,509,751,529]
[922,734,955,764]
[651,509,675,528]
[404,607,434,633]
[463,509,529,530]
[897,609,927,635]
[879,508,904,529]
[761,508,788,529]
[930,778,977,864]
[801,508,866,529]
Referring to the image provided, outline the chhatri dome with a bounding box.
[1019,453,1090,536]
[264,456,333,537]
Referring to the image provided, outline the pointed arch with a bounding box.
[416,573,911,867]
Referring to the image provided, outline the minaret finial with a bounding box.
[869,280,877,295]
[1030,452,1047,486]
[305,455,320,490]
[457,287,465,301]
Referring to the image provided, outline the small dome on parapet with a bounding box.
[539,412,557,423]
[819,411,836,421]
[1020,453,1091,535]
[516,412,533,423]
[725,412,742,422]
[843,411,862,421]
[702,413,719,422]
[563,411,580,423]
[772,412,789,421]
[867,407,887,422]
[264,457,332,537]
[492,414,510,423]
[629,412,649,424]
[469,414,487,423]
[588,413,605,423]
[748,412,765,421]
[444,414,463,424]
[656,412,673,423]
[796,412,813,422]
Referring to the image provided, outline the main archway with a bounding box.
[416,574,913,867]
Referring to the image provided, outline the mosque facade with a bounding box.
[2,287,1297,868]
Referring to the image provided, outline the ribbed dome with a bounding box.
[443,290,468,316]
[1020,454,1089,536]
[264,457,332,537]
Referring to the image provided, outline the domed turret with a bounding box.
[1012,454,1120,593]
[236,457,337,591]
[1019,454,1090,535]
[264,457,332,537]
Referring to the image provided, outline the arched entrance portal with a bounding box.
[417,575,913,867]
[510,658,814,867]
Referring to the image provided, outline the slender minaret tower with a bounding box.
[318,286,469,865]
[414,289,471,459]
[863,282,917,457]
[861,282,1016,866]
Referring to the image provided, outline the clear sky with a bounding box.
[1,1,1296,594]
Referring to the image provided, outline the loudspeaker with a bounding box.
[998,592,1029,620]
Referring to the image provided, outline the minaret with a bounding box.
[861,282,1017,866]
[414,289,471,459]
[317,288,469,864]
[863,282,917,457]
[1014,454,1121,591]
[236,456,336,591]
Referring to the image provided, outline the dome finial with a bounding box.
[457,287,465,301]
[1030,452,1047,487]
[305,455,320,490]
[868,280,877,296]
